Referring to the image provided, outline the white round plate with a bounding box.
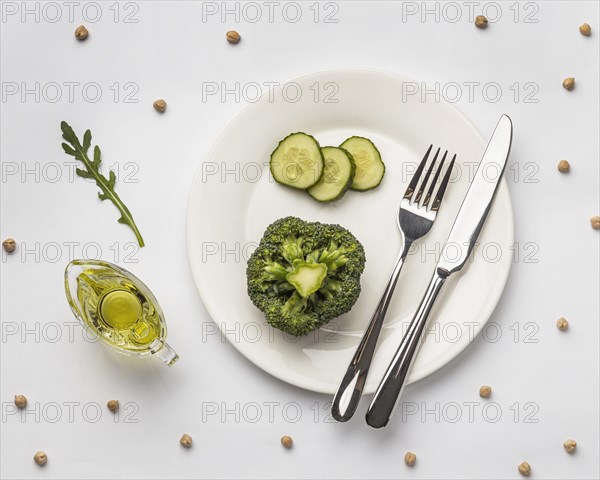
[187,69,513,394]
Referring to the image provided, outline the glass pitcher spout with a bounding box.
[151,340,179,366]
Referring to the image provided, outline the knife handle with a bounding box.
[366,270,447,429]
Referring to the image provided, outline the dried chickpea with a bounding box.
[479,385,492,398]
[107,399,119,412]
[557,160,570,173]
[226,30,241,44]
[557,317,569,330]
[404,451,416,466]
[180,433,193,447]
[563,77,575,91]
[281,435,293,448]
[153,99,167,113]
[475,15,488,29]
[75,25,89,40]
[579,23,591,36]
[564,439,577,453]
[14,394,27,409]
[2,238,16,253]
[591,216,600,230]
[33,451,47,466]
[518,461,531,476]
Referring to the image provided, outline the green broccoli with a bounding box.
[246,216,366,336]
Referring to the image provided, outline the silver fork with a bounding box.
[331,145,456,422]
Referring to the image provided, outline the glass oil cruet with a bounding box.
[64,259,179,366]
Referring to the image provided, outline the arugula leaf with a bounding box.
[61,121,145,247]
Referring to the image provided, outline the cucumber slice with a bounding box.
[339,136,385,191]
[270,132,324,190]
[307,147,356,202]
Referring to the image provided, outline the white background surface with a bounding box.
[1,1,599,479]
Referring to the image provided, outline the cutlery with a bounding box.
[331,145,456,422]
[365,114,513,429]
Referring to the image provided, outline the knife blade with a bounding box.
[365,114,513,429]
[437,114,513,275]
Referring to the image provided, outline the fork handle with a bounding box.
[366,270,448,429]
[331,244,411,422]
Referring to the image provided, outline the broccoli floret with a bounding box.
[246,216,366,336]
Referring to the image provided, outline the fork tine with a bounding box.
[423,150,448,208]
[414,147,439,204]
[430,154,456,212]
[403,144,432,201]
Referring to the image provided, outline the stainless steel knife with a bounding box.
[365,114,513,429]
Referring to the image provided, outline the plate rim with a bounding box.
[185,67,514,394]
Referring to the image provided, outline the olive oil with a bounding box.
[65,260,178,365]
[76,267,163,351]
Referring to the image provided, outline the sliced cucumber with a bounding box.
[339,136,385,191]
[307,147,356,202]
[270,132,324,190]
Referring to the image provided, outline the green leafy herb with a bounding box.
[60,121,145,247]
